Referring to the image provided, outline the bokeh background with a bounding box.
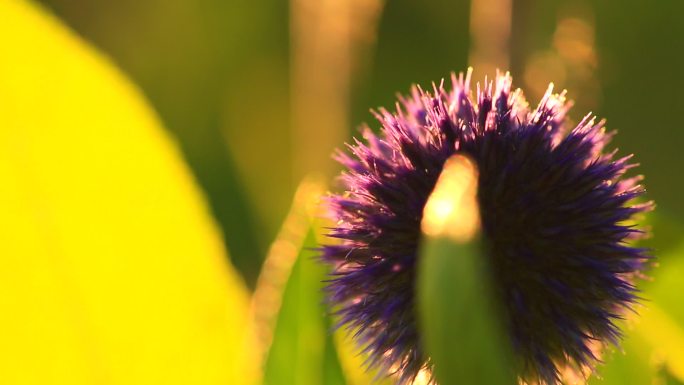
[35,0,684,288]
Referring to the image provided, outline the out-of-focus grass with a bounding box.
[261,228,346,385]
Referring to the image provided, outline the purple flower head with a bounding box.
[321,69,653,384]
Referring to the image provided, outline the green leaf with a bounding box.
[262,227,347,385]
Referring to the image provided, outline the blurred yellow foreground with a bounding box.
[0,0,255,383]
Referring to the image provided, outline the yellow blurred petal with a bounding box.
[0,1,255,384]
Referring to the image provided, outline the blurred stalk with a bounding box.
[468,0,512,80]
[290,0,384,182]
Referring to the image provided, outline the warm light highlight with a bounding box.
[411,368,433,385]
[422,155,480,242]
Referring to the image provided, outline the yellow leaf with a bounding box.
[0,1,255,384]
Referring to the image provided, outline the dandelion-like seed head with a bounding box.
[322,69,653,384]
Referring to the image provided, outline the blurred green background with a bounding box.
[36,0,684,288]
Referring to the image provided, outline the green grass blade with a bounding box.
[262,227,347,385]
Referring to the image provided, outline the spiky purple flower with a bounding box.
[322,69,653,384]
